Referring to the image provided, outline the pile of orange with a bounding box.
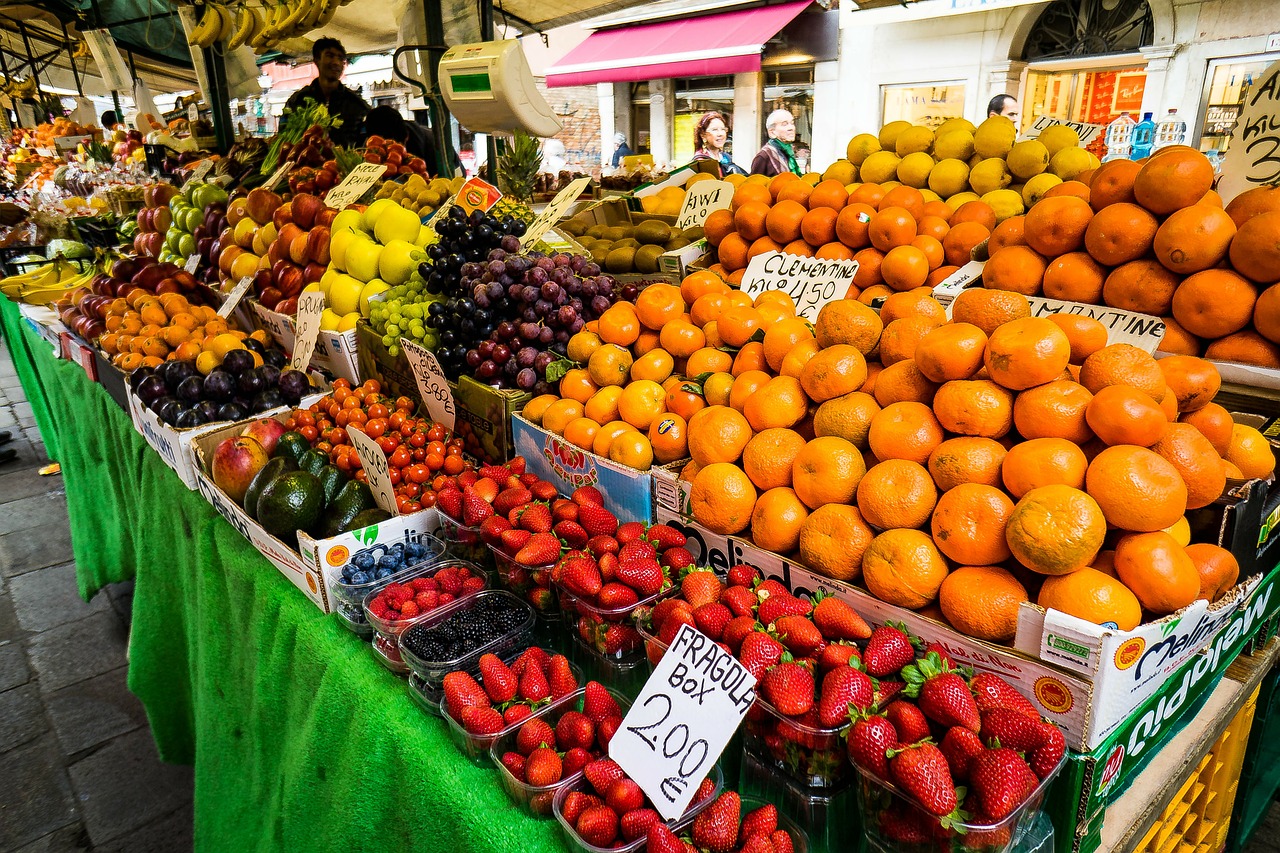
[98,290,267,373]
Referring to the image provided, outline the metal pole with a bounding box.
[87,0,122,122]
[60,19,83,96]
[16,22,42,104]
[202,47,234,153]
[478,0,497,185]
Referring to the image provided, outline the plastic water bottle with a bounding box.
[1154,109,1187,151]
[1130,112,1156,160]
[1104,112,1135,161]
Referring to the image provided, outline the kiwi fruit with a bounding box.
[605,246,636,273]
[664,236,691,251]
[561,218,588,237]
[635,220,672,246]
[586,224,611,239]
[612,238,640,250]
[634,244,665,274]
[602,226,630,242]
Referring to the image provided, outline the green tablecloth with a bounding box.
[0,296,567,853]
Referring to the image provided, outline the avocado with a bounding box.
[317,464,345,507]
[321,480,377,537]
[244,456,297,520]
[256,470,325,542]
[346,507,393,533]
[605,246,637,274]
[298,449,328,477]
[635,244,665,274]
[635,220,672,245]
[274,432,309,464]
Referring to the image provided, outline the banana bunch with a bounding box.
[187,3,235,50]
[247,0,340,53]
[226,4,265,50]
[0,259,93,305]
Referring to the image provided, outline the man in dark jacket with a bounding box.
[283,37,368,146]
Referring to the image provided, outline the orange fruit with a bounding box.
[799,344,869,403]
[881,245,930,291]
[939,565,1028,642]
[635,283,686,331]
[542,399,585,435]
[703,210,736,247]
[743,376,807,431]
[718,305,763,348]
[868,401,944,465]
[853,250,886,290]
[659,321,706,359]
[813,299,884,354]
[1184,543,1240,602]
[877,291,946,326]
[734,201,771,241]
[861,529,949,609]
[1157,316,1202,356]
[686,347,733,376]
[813,392,880,448]
[1043,252,1107,304]
[522,394,559,424]
[1153,204,1237,274]
[688,405,753,466]
[1230,210,1280,284]
[872,360,940,407]
[1113,531,1200,614]
[983,317,1071,391]
[1102,259,1180,316]
[742,428,807,491]
[1001,437,1088,498]
[1085,445,1189,532]
[1024,195,1093,257]
[763,317,814,372]
[1152,422,1227,510]
[1171,269,1258,339]
[856,459,937,530]
[1134,149,1215,215]
[779,338,822,379]
[928,437,1007,491]
[987,216,1027,255]
[732,342,768,376]
[880,316,943,367]
[584,386,625,425]
[950,288,1030,336]
[983,246,1048,296]
[648,414,688,464]
[933,379,1014,438]
[869,206,917,252]
[1205,331,1280,368]
[750,487,810,553]
[1227,423,1276,479]
[689,462,757,535]
[1005,485,1107,575]
[793,436,866,509]
[1179,402,1233,457]
[598,303,641,346]
[1037,568,1142,631]
[617,380,667,430]
[942,221,991,267]
[931,483,1015,565]
[562,417,602,450]
[798,504,875,582]
[1085,202,1159,266]
[1044,313,1109,365]
[915,323,988,383]
[1079,343,1165,399]
[729,370,772,412]
[1089,159,1141,209]
[835,203,877,249]
[766,199,808,244]
[801,207,839,246]
[1085,386,1168,447]
[1157,355,1220,415]
[585,345,632,388]
[880,186,925,219]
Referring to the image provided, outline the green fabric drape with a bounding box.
[0,298,61,462]
[1,296,569,853]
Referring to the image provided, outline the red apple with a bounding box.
[173,270,199,291]
[245,188,283,226]
[267,237,290,266]
[278,223,304,246]
[155,278,183,295]
[306,226,331,266]
[91,273,115,297]
[153,207,172,233]
[303,261,326,285]
[276,264,305,298]
[116,282,139,299]
[241,418,288,455]
[141,232,165,259]
[211,436,270,505]
[289,233,310,266]
[314,207,337,228]
[145,183,179,208]
[291,193,322,229]
[276,296,298,315]
[253,269,273,297]
[273,201,294,231]
[259,286,283,309]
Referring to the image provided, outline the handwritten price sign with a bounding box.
[185,159,214,185]
[740,251,859,321]
[264,160,295,192]
[675,179,733,231]
[400,337,456,431]
[522,176,592,248]
[610,623,755,820]
[217,276,254,318]
[290,290,326,371]
[1219,58,1280,203]
[348,426,400,516]
[324,162,388,210]
[184,254,201,274]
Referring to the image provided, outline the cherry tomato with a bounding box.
[285,417,298,430]
[335,411,351,427]
[314,441,332,455]
[412,448,426,463]
[330,428,348,446]
[299,425,318,442]
[388,412,407,432]
[367,403,389,420]
[420,490,437,508]
[408,432,427,448]
[443,455,465,475]
[399,482,421,498]
[377,435,398,455]
[355,470,368,483]
[333,387,350,404]
[395,395,414,411]
[425,452,444,470]
[446,444,463,457]
[347,410,367,426]
[333,378,351,390]
[389,446,412,468]
[363,419,386,439]
[425,441,445,457]
[342,395,361,410]
[396,495,415,514]
[388,468,402,486]
[403,463,428,484]
[336,452,355,473]
[432,475,450,492]
[427,424,446,442]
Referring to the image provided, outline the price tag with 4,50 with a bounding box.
[674,179,733,231]
[610,623,756,820]
[290,290,326,371]
[217,276,254,318]
[347,426,400,516]
[400,337,456,431]
[324,162,388,210]
[521,176,592,248]
[740,251,859,322]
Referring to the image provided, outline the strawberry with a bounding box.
[847,712,900,778]
[646,824,687,853]
[661,547,695,571]
[457,471,479,489]
[1030,720,1065,779]
[818,665,873,726]
[692,791,741,853]
[554,520,589,549]
[515,531,562,566]
[616,521,647,543]
[761,661,815,716]
[755,579,789,598]
[676,568,719,608]
[551,498,579,522]
[970,672,1040,719]
[480,515,513,545]
[556,710,596,751]
[478,464,511,482]
[493,486,533,517]
[876,806,935,843]
[517,718,557,754]
[502,704,533,725]
[436,488,463,520]
[888,741,958,817]
[459,705,505,735]
[598,552,620,583]
[722,615,758,652]
[939,726,986,782]
[518,661,550,703]
[651,598,693,631]
[721,585,758,618]
[586,534,620,557]
[770,829,795,853]
[862,623,918,677]
[618,558,665,597]
[442,670,488,719]
[471,477,500,502]
[583,757,626,795]
[969,747,1039,820]
[508,457,526,476]
[561,555,603,598]
[572,484,605,506]
[548,654,579,699]
[739,632,785,680]
[693,602,733,640]
[979,708,1048,752]
[902,652,981,733]
[511,646,551,675]
[583,681,621,722]
[605,778,645,814]
[645,523,687,549]
[658,608,697,645]
[620,808,661,842]
[811,592,872,641]
[774,614,825,657]
[478,653,517,703]
[498,528,532,555]
[499,751,526,781]
[578,502,620,537]
[873,680,905,709]
[600,623,639,655]
[818,642,861,672]
[619,539,658,563]
[728,564,760,587]
[922,641,954,668]
[530,480,558,501]
[598,715,622,750]
[525,746,564,786]
[757,591,811,627]
[514,502,554,533]
[741,836,773,853]
[598,582,640,610]
[740,802,778,841]
[576,804,619,848]
[462,491,494,525]
[694,776,717,804]
[884,700,932,744]
[562,791,603,826]
[563,747,593,776]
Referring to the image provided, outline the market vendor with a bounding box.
[751,110,802,177]
[693,111,746,178]
[283,37,368,147]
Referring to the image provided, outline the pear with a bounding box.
[331,208,364,234]
[373,203,423,245]
[358,279,389,316]
[360,198,399,233]
[344,239,383,284]
[328,274,366,315]
[378,239,424,286]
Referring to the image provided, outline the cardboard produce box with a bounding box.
[250,299,361,384]
[558,198,690,287]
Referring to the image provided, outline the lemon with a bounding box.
[879,180,902,193]
[969,152,986,169]
[933,130,975,162]
[1038,125,1080,157]
[935,117,976,138]
[1049,147,1100,181]
[969,158,1012,195]
[1007,140,1050,180]
[920,189,941,202]
[895,125,935,157]
[928,159,971,198]
[897,152,936,188]
[846,133,882,166]
[824,159,857,184]
[337,312,360,333]
[859,151,902,184]
[320,308,343,332]
[878,121,912,150]
[1022,173,1062,207]
[946,191,981,210]
[974,115,1017,159]
[982,189,1025,223]
[328,273,366,316]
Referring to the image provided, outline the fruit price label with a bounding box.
[932,260,986,311]
[1219,57,1280,202]
[455,177,504,215]
[290,290,326,371]
[217,276,254,318]
[187,102,199,123]
[184,254,201,274]
[264,160,295,192]
[521,176,592,248]
[740,251,859,322]
[324,162,388,210]
[1026,296,1166,352]
[185,159,214,185]
[674,179,733,230]
[1027,115,1105,146]
[348,426,400,516]
[400,337,456,431]
[610,623,756,821]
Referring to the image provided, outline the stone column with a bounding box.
[649,78,674,163]
[1139,45,1182,118]
[597,82,615,169]
[732,71,763,172]
[810,60,840,174]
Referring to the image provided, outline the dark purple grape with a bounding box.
[533,351,555,372]
[527,266,548,286]
[554,330,570,344]
[519,322,540,341]
[487,260,506,277]
[570,298,584,312]
[503,359,519,378]
[566,282,582,297]
[582,262,601,277]
[500,235,520,253]
[485,281,502,300]
[570,317,585,333]
[474,293,491,309]
[492,344,511,365]
[517,368,537,389]
[621,284,640,302]
[591,295,611,315]
[535,257,554,272]
[519,285,538,303]
[477,340,495,358]
[495,322,514,340]
[540,281,561,301]
[465,349,483,368]
[538,326,555,345]
[557,305,578,326]
[570,256,586,273]
[533,380,551,394]
[517,346,538,368]
[580,281,596,298]
[477,360,499,380]
[489,248,507,261]
[535,299,553,317]
[552,254,570,267]
[521,307,539,323]
[551,268,573,287]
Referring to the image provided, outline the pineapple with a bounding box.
[497,131,541,203]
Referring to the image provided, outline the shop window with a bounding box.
[1023,0,1153,61]
[881,83,967,129]
[763,67,815,171]
[1023,65,1146,154]
[1197,56,1280,157]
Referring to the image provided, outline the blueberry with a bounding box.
[350,571,372,585]
[354,554,376,571]
[375,567,393,580]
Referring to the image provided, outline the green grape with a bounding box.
[386,324,400,336]
[388,344,400,357]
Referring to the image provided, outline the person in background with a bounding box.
[100,110,118,130]
[988,94,1020,124]
[363,105,445,176]
[611,133,633,167]
[751,109,801,177]
[283,37,368,146]
[542,139,567,174]
[692,111,745,177]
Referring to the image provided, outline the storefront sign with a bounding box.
[1027,116,1105,147]
[348,426,400,516]
[400,337,456,431]
[290,290,326,371]
[610,623,755,820]
[1218,58,1280,203]
[324,163,388,209]
[217,277,254,318]
[675,180,733,230]
[739,251,858,321]
[522,176,591,247]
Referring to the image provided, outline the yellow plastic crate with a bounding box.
[1136,687,1261,853]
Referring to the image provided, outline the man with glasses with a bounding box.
[751,110,802,177]
[283,37,368,146]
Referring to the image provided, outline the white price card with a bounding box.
[610,623,756,821]
[264,160,295,192]
[187,102,199,123]
[290,290,326,371]
[1219,58,1280,203]
[347,426,400,516]
[933,260,986,312]
[184,253,201,274]
[675,179,733,231]
[217,276,254,318]
[1026,296,1166,352]
[400,337,456,430]
[740,251,859,322]
[1027,115,1105,147]
[324,162,388,210]
[521,176,592,248]
[185,159,214,185]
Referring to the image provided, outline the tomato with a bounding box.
[285,418,298,430]
[299,425,318,442]
[363,419,386,439]
[330,428,348,446]
[425,452,445,470]
[443,455,465,475]
[427,424,446,442]
[405,463,430,484]
[389,446,412,468]
[432,475,451,492]
[396,495,416,514]
[420,490,437,508]
[388,468,402,486]
[355,470,368,483]
[363,379,382,394]
[396,396,415,412]
[342,395,361,410]
[388,412,407,432]
[314,441,332,455]
[408,431,427,448]
[336,452,355,473]
[399,482,421,498]
[375,436,397,455]
[333,387,350,403]
[367,403,389,420]
[446,444,463,457]
[347,410,367,426]
[411,448,426,463]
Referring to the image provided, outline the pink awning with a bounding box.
[545,1,811,88]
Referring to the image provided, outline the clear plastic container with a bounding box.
[372,631,410,675]
[489,685,633,815]
[489,544,558,615]
[737,795,811,853]
[439,649,586,766]
[552,764,724,853]
[738,749,859,853]
[331,533,448,631]
[853,752,1064,853]
[437,509,495,569]
[407,671,441,715]
[555,581,674,666]
[361,560,491,671]
[742,695,849,789]
[635,620,670,670]
[398,589,537,691]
